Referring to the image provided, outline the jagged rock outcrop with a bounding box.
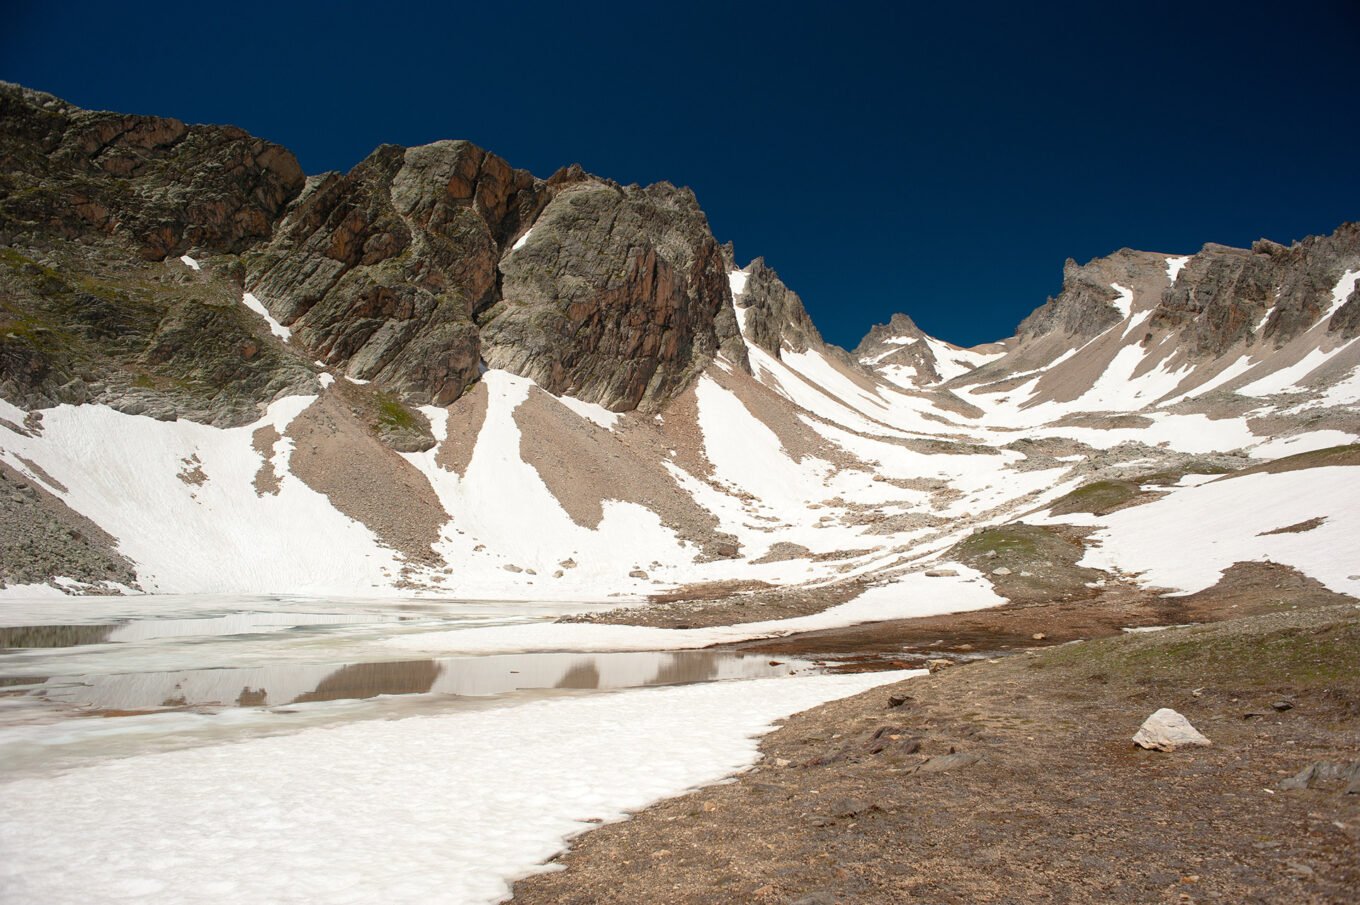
[855,313,926,355]
[1,86,760,416]
[1152,224,1360,354]
[0,82,304,259]
[1010,226,1360,357]
[731,258,822,359]
[1017,250,1163,340]
[245,141,551,406]
[486,177,745,411]
[0,84,316,425]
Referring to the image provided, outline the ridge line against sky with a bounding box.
[3,0,1358,350]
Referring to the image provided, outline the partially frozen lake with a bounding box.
[0,595,909,903]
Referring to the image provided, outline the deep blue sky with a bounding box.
[5,2,1358,349]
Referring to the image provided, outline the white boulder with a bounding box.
[1132,708,1211,751]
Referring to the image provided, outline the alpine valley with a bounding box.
[1,83,1358,904]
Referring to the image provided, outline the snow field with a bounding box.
[240,292,291,341]
[0,670,912,905]
[1165,255,1191,282]
[1073,467,1360,596]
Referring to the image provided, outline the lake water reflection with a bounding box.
[0,595,820,776]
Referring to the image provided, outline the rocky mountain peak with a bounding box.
[854,312,926,357]
[486,175,745,411]
[1017,248,1169,341]
[243,139,548,406]
[1152,223,1360,355]
[730,257,823,360]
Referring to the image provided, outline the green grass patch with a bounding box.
[1048,479,1143,516]
[374,391,420,431]
[1136,460,1234,486]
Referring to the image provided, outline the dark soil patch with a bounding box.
[1260,517,1327,536]
[1221,444,1360,480]
[733,561,1350,669]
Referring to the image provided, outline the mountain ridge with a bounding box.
[1,84,1357,607]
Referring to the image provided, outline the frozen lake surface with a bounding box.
[0,594,910,903]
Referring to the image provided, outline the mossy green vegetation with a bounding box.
[952,522,1105,603]
[374,391,420,431]
[0,238,314,426]
[956,524,1049,559]
[1048,479,1144,516]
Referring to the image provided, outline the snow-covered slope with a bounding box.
[5,240,1357,606]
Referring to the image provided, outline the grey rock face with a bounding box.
[0,82,303,259]
[1014,224,1360,356]
[3,84,757,418]
[732,257,823,359]
[1017,250,1160,340]
[246,141,550,406]
[486,178,744,411]
[1150,231,1360,356]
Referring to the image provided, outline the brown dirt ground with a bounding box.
[1218,444,1360,480]
[512,582,1360,905]
[285,390,446,567]
[733,562,1349,669]
[563,581,866,630]
[515,386,737,560]
[435,380,488,477]
[250,424,281,495]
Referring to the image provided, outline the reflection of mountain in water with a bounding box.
[21,650,814,714]
[294,660,442,704]
[555,660,602,690]
[0,624,116,649]
[647,653,721,687]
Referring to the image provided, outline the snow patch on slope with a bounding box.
[0,397,401,594]
[399,370,686,596]
[728,269,749,297]
[1238,339,1359,396]
[1322,269,1360,324]
[1165,256,1190,283]
[1110,282,1134,318]
[241,292,291,341]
